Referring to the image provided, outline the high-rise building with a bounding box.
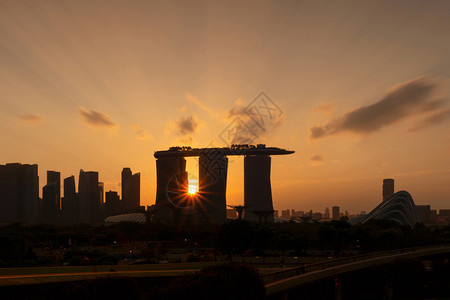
[47,171,60,209]
[416,205,431,223]
[199,154,228,223]
[430,210,438,222]
[439,209,450,223]
[42,171,61,224]
[62,175,79,224]
[273,210,279,218]
[0,163,39,224]
[383,179,394,202]
[122,168,140,213]
[154,157,188,223]
[244,155,273,223]
[324,207,330,219]
[332,206,340,220]
[42,184,58,224]
[105,191,121,217]
[312,212,323,220]
[78,170,101,224]
[281,209,291,219]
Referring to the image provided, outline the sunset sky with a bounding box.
[1,0,449,213]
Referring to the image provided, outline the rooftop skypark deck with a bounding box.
[154,144,295,158]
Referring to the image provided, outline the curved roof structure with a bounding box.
[104,213,146,224]
[352,191,418,227]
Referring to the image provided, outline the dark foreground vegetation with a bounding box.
[1,219,450,267]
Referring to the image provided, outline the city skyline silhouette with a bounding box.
[1,0,450,213]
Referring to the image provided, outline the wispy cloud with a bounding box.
[310,154,324,162]
[186,93,221,118]
[78,107,116,128]
[408,108,450,132]
[314,103,333,115]
[176,115,198,135]
[132,124,151,140]
[19,114,42,123]
[309,76,448,139]
[223,97,285,144]
[166,114,199,145]
[310,154,324,166]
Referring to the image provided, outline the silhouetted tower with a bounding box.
[47,171,60,208]
[78,170,101,223]
[199,154,228,223]
[154,157,187,223]
[0,163,39,224]
[62,175,79,224]
[324,207,330,219]
[122,168,140,212]
[105,191,121,217]
[383,179,394,202]
[42,185,58,224]
[332,206,340,220]
[42,171,61,224]
[244,155,274,222]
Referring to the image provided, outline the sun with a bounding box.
[188,184,198,195]
[187,178,199,195]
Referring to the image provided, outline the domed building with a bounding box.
[104,212,146,224]
[351,191,418,227]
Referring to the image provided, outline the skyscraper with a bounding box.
[199,154,228,224]
[0,163,39,224]
[62,175,79,224]
[324,207,330,219]
[122,168,140,213]
[47,171,60,209]
[42,171,61,224]
[416,205,431,223]
[78,170,101,224]
[105,191,121,217]
[383,179,394,202]
[154,157,187,223]
[244,155,274,223]
[332,206,340,220]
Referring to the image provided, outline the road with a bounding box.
[0,262,284,286]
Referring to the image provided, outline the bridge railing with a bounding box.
[262,244,449,285]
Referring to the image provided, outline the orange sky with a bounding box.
[1,0,449,213]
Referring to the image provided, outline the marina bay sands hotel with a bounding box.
[153,144,294,224]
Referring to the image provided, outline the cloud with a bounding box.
[166,115,198,135]
[19,114,42,123]
[310,154,324,166]
[176,115,198,135]
[78,107,116,128]
[310,154,324,162]
[226,98,246,119]
[132,124,151,140]
[223,96,285,144]
[408,108,450,132]
[314,103,333,115]
[186,93,220,118]
[309,77,447,139]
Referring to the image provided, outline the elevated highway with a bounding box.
[264,245,450,297]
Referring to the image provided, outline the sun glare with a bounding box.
[188,179,199,195]
[188,186,197,195]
